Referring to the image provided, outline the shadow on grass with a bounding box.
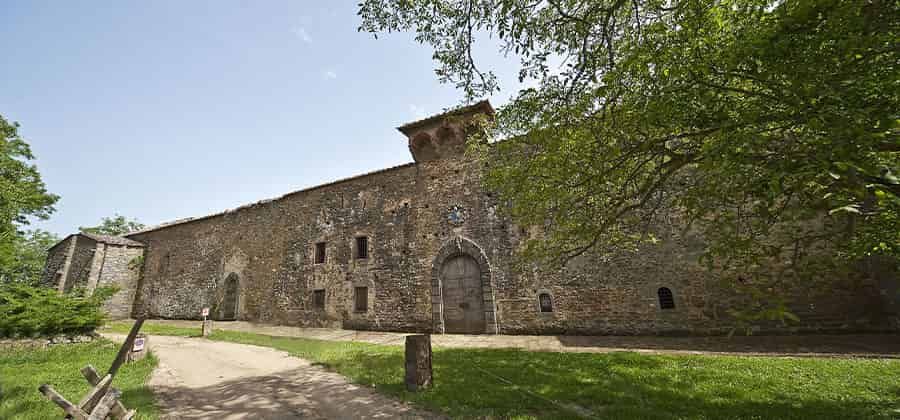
[0,385,32,418]
[554,333,900,357]
[208,330,899,419]
[319,346,897,419]
[0,340,158,420]
[120,386,157,415]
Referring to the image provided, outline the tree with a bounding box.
[0,229,59,285]
[359,1,899,319]
[0,115,59,274]
[80,214,145,236]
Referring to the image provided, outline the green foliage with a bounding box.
[80,214,145,236]
[128,254,144,272]
[0,229,60,285]
[359,0,900,320]
[0,115,59,275]
[0,339,158,420]
[0,283,117,338]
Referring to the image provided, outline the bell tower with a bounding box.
[397,100,494,162]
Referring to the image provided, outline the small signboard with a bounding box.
[201,307,210,317]
[132,337,145,352]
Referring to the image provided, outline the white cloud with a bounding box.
[323,70,337,80]
[409,104,426,119]
[291,26,312,44]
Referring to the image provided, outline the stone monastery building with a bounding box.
[42,101,897,335]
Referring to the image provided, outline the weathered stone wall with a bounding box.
[63,236,96,292]
[41,237,73,289]
[407,147,720,335]
[110,108,896,335]
[95,245,144,319]
[129,163,429,330]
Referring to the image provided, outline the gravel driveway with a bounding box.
[106,334,438,419]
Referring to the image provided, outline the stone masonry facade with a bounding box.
[42,233,145,318]
[42,101,899,335]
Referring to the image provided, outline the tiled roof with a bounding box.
[126,162,417,236]
[79,232,145,247]
[47,232,145,253]
[397,100,494,135]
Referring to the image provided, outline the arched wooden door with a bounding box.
[220,273,239,320]
[440,255,485,334]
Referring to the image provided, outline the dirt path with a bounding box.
[107,334,438,419]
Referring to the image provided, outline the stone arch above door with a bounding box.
[431,236,498,334]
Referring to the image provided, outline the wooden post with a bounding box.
[77,374,111,414]
[81,365,128,418]
[404,334,433,392]
[202,319,213,337]
[40,362,136,419]
[87,388,121,420]
[38,384,88,419]
[108,318,144,378]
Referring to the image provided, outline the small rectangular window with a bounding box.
[354,286,368,312]
[313,289,325,309]
[355,236,369,259]
[314,242,326,264]
[539,293,553,313]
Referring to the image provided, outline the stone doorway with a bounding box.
[440,255,485,334]
[220,273,239,320]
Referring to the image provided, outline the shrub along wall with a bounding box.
[0,283,116,338]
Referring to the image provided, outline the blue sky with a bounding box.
[2,1,524,236]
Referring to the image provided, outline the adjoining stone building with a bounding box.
[43,232,145,318]
[42,101,899,335]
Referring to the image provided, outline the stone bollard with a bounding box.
[202,319,213,337]
[404,334,433,392]
[126,334,147,362]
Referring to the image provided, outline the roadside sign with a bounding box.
[132,337,145,352]
[201,307,210,317]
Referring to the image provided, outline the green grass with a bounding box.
[0,339,158,420]
[102,321,200,337]
[104,320,900,419]
[208,330,900,419]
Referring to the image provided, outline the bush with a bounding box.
[0,283,117,338]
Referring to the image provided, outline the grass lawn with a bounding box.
[211,331,900,419]
[102,320,200,337]
[105,321,900,419]
[0,339,158,420]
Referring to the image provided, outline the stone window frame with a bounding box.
[536,290,555,314]
[355,236,369,259]
[314,242,326,265]
[430,236,499,334]
[354,286,369,312]
[657,286,676,310]
[313,289,326,310]
[349,230,375,267]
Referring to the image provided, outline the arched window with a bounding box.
[657,287,675,309]
[538,293,553,312]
